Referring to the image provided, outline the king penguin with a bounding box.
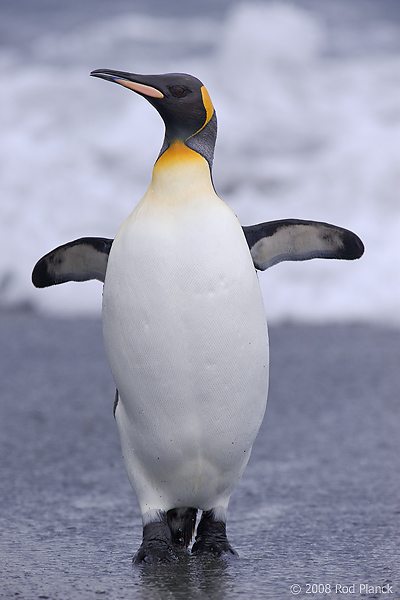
[32,69,364,564]
[95,70,269,563]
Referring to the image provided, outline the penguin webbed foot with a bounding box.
[133,539,179,565]
[191,510,238,558]
[133,520,179,565]
[167,507,197,548]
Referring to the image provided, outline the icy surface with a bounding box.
[1,312,399,598]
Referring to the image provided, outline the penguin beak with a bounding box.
[90,69,164,99]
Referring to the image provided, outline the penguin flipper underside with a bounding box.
[32,237,113,288]
[242,219,364,271]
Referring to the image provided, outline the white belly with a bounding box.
[102,195,269,522]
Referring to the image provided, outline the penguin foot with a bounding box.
[133,520,179,565]
[167,507,197,548]
[191,510,238,557]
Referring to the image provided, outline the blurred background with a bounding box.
[1,0,399,324]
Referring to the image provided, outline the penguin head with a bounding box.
[90,69,217,167]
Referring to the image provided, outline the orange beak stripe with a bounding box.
[115,79,164,98]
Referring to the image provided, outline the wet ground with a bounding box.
[1,310,399,599]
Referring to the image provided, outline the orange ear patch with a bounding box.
[188,86,214,139]
[201,86,214,128]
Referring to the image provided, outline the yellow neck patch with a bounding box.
[155,139,206,170]
[149,140,214,204]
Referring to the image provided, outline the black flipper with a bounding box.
[31,219,364,288]
[113,389,119,418]
[32,237,113,288]
[242,219,364,271]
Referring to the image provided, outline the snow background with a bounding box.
[1,1,399,324]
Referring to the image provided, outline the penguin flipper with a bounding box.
[242,219,364,271]
[32,237,113,288]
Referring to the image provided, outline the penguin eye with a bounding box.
[169,85,191,98]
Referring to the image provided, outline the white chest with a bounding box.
[103,194,268,431]
[101,169,269,513]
